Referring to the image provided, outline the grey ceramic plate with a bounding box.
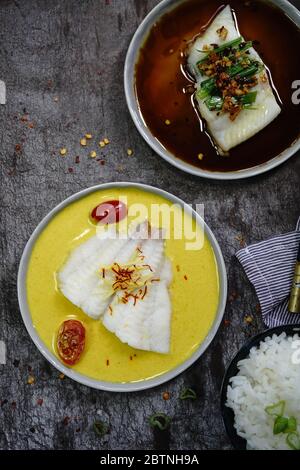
[124,0,300,180]
[18,182,227,392]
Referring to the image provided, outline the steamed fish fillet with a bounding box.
[102,256,173,354]
[187,5,281,152]
[58,223,149,319]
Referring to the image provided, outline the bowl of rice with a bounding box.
[221,325,300,450]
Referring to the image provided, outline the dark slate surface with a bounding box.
[0,0,299,450]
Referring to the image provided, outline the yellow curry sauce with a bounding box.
[27,188,219,383]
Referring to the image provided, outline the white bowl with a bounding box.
[124,0,300,180]
[18,182,227,392]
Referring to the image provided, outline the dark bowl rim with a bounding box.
[220,323,300,450]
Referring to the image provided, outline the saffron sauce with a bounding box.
[26,188,219,383]
[135,0,300,172]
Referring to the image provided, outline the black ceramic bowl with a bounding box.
[220,324,300,450]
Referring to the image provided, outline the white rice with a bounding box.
[226,332,300,450]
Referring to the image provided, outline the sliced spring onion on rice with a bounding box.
[265,400,286,417]
[286,432,300,450]
[273,416,289,435]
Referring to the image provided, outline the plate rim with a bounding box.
[18,181,228,392]
[124,0,300,180]
[220,323,300,449]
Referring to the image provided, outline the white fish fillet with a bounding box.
[58,221,173,354]
[58,222,149,319]
[102,253,173,354]
[187,5,281,152]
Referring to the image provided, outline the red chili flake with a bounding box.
[184,275,188,281]
[28,365,32,373]
[28,122,35,129]
[235,235,246,248]
[1,399,8,407]
[11,401,17,409]
[62,416,70,426]
[68,167,74,173]
[162,392,170,401]
[100,160,105,165]
[224,319,231,327]
[256,304,261,313]
[75,156,80,164]
[106,359,110,366]
[20,115,28,123]
[37,398,43,406]
[47,79,53,89]
[15,144,22,152]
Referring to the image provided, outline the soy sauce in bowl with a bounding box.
[135,0,300,173]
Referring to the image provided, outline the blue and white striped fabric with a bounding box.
[236,218,300,327]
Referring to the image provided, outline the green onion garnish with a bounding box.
[93,420,109,437]
[240,91,257,106]
[273,416,289,435]
[204,96,223,111]
[236,63,262,79]
[149,413,171,431]
[197,36,243,64]
[179,388,197,400]
[284,416,298,434]
[197,77,217,100]
[237,41,253,54]
[265,400,286,417]
[286,432,300,450]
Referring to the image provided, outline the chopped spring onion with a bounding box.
[273,416,289,435]
[204,96,223,111]
[236,63,262,79]
[149,413,171,431]
[237,40,253,54]
[198,62,260,102]
[197,77,217,99]
[180,388,197,400]
[286,432,300,450]
[284,417,298,434]
[93,420,109,437]
[265,400,286,417]
[240,91,258,107]
[197,36,243,64]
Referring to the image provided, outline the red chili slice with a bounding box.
[91,200,127,224]
[57,320,85,366]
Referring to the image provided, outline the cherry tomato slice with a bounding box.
[57,320,85,366]
[91,200,127,224]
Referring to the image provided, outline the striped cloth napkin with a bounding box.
[236,218,300,327]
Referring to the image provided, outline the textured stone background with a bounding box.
[0,0,299,450]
